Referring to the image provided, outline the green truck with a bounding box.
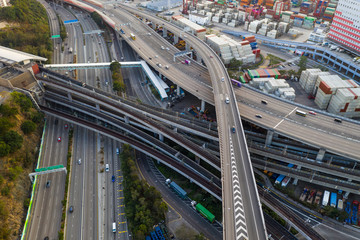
[191,201,215,223]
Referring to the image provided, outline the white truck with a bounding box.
[322,190,330,206]
[69,47,73,53]
[337,199,344,210]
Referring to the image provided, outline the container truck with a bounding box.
[300,188,308,202]
[275,175,286,184]
[166,179,187,199]
[191,201,215,223]
[281,176,291,187]
[314,191,323,205]
[337,199,344,210]
[307,190,316,204]
[322,190,330,206]
[330,192,337,208]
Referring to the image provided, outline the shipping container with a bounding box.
[322,190,330,206]
[168,180,187,199]
[195,203,215,223]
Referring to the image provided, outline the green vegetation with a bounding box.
[57,14,67,42]
[58,128,73,240]
[297,56,308,75]
[0,92,44,239]
[110,62,125,93]
[0,0,52,61]
[149,84,161,100]
[228,58,243,70]
[121,145,167,239]
[267,54,285,66]
[90,11,105,29]
[21,120,37,134]
[321,206,348,222]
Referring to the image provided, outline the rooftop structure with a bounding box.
[0,45,47,65]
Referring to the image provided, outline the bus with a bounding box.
[231,78,242,87]
[275,174,286,184]
[296,110,307,117]
[130,33,136,40]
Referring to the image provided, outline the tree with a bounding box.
[31,111,44,123]
[0,118,14,135]
[21,120,36,134]
[229,58,243,70]
[90,11,105,28]
[0,104,18,117]
[0,142,10,157]
[110,61,121,72]
[10,92,33,112]
[3,130,23,153]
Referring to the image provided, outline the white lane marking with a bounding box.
[274,107,298,129]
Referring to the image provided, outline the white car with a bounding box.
[78,159,81,165]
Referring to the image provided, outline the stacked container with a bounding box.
[300,2,313,14]
[323,7,335,21]
[313,0,328,18]
[248,20,262,33]
[281,11,293,22]
[304,72,331,93]
[273,0,284,20]
[267,29,278,38]
[249,77,272,88]
[314,76,357,109]
[303,16,316,29]
[291,0,302,7]
[293,14,306,27]
[327,88,360,118]
[299,69,322,89]
[264,78,290,93]
[248,69,280,79]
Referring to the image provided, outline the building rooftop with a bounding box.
[0,45,47,65]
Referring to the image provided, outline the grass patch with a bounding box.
[267,54,285,66]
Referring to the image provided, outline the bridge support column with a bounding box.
[293,165,302,185]
[316,148,326,161]
[96,104,100,111]
[173,127,177,133]
[186,42,190,51]
[195,156,200,164]
[124,115,130,124]
[265,130,274,146]
[200,100,205,113]
[159,133,164,142]
[174,35,179,45]
[67,92,72,101]
[163,28,167,38]
[176,85,181,96]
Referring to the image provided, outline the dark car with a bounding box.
[112,175,116,182]
[231,126,236,133]
[46,180,51,188]
[255,114,262,118]
[261,100,268,105]
[69,206,74,213]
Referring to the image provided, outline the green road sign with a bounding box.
[51,35,61,39]
[35,165,64,172]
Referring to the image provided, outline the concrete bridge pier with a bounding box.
[195,156,200,164]
[265,130,274,146]
[174,35,179,45]
[173,127,177,133]
[316,148,326,161]
[186,42,190,51]
[159,133,164,142]
[67,92,72,101]
[176,85,181,96]
[292,165,302,185]
[163,28,167,38]
[200,100,206,113]
[96,104,100,111]
[124,115,130,124]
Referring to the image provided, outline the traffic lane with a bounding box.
[83,130,97,240]
[136,154,222,240]
[236,87,360,140]
[230,101,267,239]
[237,102,360,160]
[28,117,68,239]
[66,126,85,240]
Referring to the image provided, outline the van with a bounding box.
[334,118,342,123]
[105,164,109,172]
[116,148,119,155]
[225,95,230,104]
[112,222,116,233]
